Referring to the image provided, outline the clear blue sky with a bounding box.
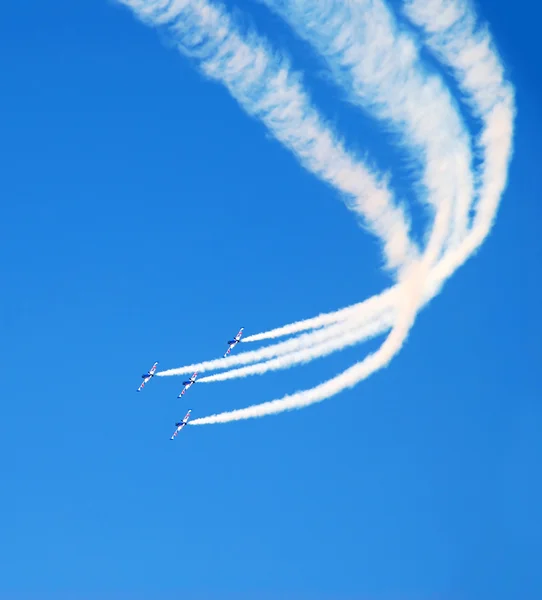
[1,1,541,599]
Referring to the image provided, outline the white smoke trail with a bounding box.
[198,312,394,382]
[241,300,373,343]
[189,0,515,426]
[157,288,398,376]
[402,0,516,291]
[115,0,514,426]
[259,0,475,256]
[190,261,426,424]
[117,0,417,273]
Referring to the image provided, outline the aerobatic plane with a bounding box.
[137,361,159,392]
[170,409,192,440]
[178,372,198,397]
[224,327,244,357]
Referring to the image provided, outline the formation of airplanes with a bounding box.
[136,327,244,440]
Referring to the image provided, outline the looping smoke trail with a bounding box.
[116,0,515,426]
[188,0,515,426]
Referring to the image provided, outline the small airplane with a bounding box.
[224,327,244,357]
[137,361,159,392]
[178,372,198,397]
[170,409,192,440]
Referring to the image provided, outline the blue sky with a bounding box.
[1,1,541,598]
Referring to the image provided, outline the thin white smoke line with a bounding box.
[258,0,475,257]
[157,290,399,376]
[241,301,369,342]
[117,0,418,273]
[198,312,394,382]
[189,262,426,425]
[241,282,404,343]
[403,0,509,118]
[190,1,516,426]
[402,0,516,295]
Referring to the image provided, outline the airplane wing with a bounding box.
[236,327,244,341]
[137,378,149,392]
[149,362,159,376]
[170,424,183,440]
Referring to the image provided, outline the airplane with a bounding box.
[170,409,192,440]
[178,372,198,397]
[224,327,244,357]
[137,361,159,392]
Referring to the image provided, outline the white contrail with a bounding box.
[402,0,516,290]
[115,0,514,426]
[259,0,475,256]
[241,300,373,342]
[198,312,394,382]
[190,260,426,424]
[157,288,398,376]
[189,0,515,426]
[117,0,417,273]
